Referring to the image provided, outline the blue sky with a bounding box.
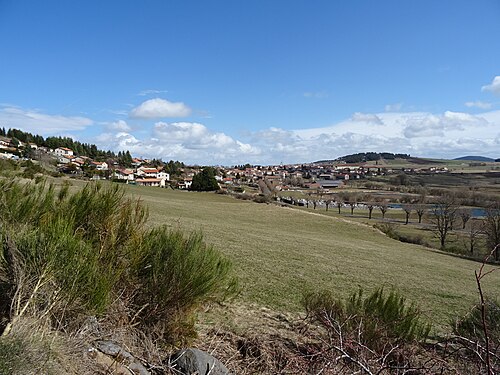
[1,0,499,164]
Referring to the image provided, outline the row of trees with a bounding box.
[285,190,500,259]
[335,152,410,163]
[429,197,500,258]
[0,127,118,160]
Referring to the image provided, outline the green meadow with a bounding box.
[120,184,499,331]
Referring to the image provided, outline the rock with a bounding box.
[169,348,230,375]
[89,340,151,375]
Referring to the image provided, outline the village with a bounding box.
[0,133,454,194]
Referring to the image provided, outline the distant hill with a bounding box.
[454,156,495,162]
[315,152,411,164]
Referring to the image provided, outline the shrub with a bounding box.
[0,182,148,332]
[454,298,500,344]
[133,227,238,343]
[303,288,431,351]
[452,298,500,373]
[0,180,237,345]
[397,233,426,246]
[253,194,271,204]
[374,222,399,240]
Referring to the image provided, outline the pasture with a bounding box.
[122,184,500,331]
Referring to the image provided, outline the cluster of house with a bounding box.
[52,147,178,188]
[0,135,451,192]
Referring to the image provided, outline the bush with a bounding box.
[398,233,426,246]
[454,298,500,344]
[133,227,238,343]
[253,194,271,204]
[374,222,399,240]
[452,298,500,372]
[303,288,431,351]
[302,288,432,373]
[0,180,237,344]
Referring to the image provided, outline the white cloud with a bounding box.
[138,89,168,96]
[106,120,131,132]
[384,103,402,112]
[130,98,191,119]
[402,111,486,138]
[262,110,500,162]
[351,112,383,125]
[481,76,500,95]
[96,109,500,165]
[0,105,93,134]
[303,91,328,99]
[465,101,492,109]
[95,121,260,165]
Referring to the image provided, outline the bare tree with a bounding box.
[430,196,458,250]
[465,219,483,255]
[346,192,359,215]
[378,199,389,219]
[483,203,500,261]
[367,201,375,219]
[325,199,332,211]
[306,191,312,208]
[402,204,412,225]
[412,191,427,224]
[415,204,426,223]
[459,208,472,229]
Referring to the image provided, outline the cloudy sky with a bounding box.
[0,1,499,165]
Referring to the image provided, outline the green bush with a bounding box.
[253,194,271,204]
[398,233,426,246]
[303,288,431,351]
[374,222,399,240]
[454,298,500,343]
[0,180,237,344]
[0,159,18,174]
[133,227,238,342]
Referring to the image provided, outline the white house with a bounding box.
[91,161,108,171]
[0,136,12,149]
[157,171,170,181]
[177,178,192,190]
[113,168,135,182]
[54,147,74,157]
[136,167,159,178]
[136,178,166,187]
[57,155,74,164]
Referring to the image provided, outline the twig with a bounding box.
[475,245,499,375]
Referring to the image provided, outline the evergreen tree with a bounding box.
[190,168,219,191]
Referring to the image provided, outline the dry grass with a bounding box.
[108,183,500,333]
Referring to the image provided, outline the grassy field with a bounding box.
[110,183,500,332]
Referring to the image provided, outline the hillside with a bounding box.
[314,152,439,165]
[117,182,500,330]
[454,155,496,162]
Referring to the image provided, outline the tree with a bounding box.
[367,202,375,219]
[325,199,332,211]
[430,197,458,250]
[415,204,426,224]
[483,203,500,261]
[459,208,472,229]
[414,189,427,224]
[190,168,219,191]
[346,192,358,215]
[335,198,343,214]
[377,199,389,219]
[402,204,412,225]
[464,219,482,255]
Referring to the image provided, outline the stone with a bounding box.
[169,348,230,375]
[89,340,151,375]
